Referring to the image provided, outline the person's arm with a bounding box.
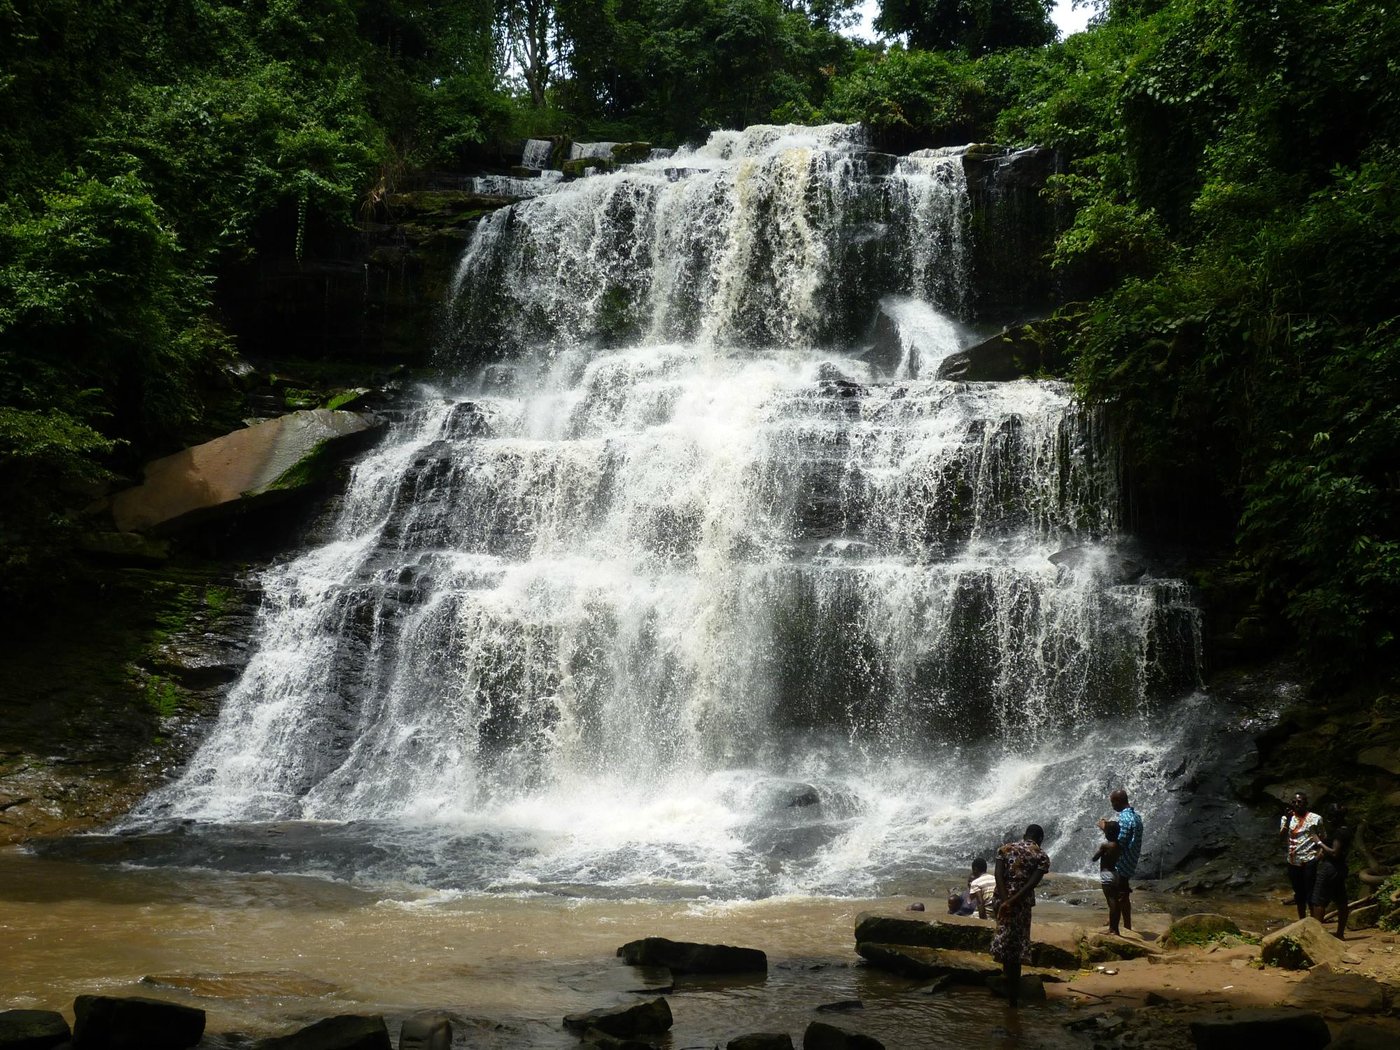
[974,885,988,920]
[1091,844,1104,864]
[994,854,1008,908]
[1001,867,1046,914]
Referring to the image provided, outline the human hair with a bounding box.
[971,857,987,875]
[1110,788,1129,809]
[1025,824,1044,844]
[1104,820,1120,841]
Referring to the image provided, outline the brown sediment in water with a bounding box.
[4,849,1399,1050]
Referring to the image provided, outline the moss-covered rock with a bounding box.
[562,156,617,179]
[610,142,653,164]
[1163,913,1242,947]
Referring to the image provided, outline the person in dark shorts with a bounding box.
[1280,790,1323,920]
[1096,789,1142,930]
[1092,820,1123,935]
[1310,802,1352,938]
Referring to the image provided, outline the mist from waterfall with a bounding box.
[126,124,1205,897]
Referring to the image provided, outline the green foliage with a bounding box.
[144,675,182,719]
[556,0,857,140]
[1056,0,1400,674]
[1379,871,1400,932]
[874,0,1058,55]
[821,46,995,140]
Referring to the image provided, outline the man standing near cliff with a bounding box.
[1097,789,1142,932]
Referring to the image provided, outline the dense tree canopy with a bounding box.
[2,0,1397,680]
[874,0,1057,54]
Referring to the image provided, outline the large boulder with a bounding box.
[110,409,382,534]
[0,1009,70,1050]
[936,324,1051,381]
[563,997,672,1038]
[1261,917,1348,970]
[617,937,767,974]
[1189,1009,1330,1050]
[801,1021,883,1050]
[71,995,205,1050]
[250,1015,392,1050]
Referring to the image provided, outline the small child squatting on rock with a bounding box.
[1092,820,1123,936]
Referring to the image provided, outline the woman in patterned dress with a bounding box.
[991,823,1051,1007]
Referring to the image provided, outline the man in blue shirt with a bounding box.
[1098,789,1142,932]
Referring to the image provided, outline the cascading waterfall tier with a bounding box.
[126,124,1205,897]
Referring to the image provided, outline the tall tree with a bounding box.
[875,0,1057,54]
[501,0,560,107]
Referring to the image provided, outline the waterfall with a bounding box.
[127,124,1205,897]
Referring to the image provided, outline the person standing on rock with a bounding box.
[1097,789,1142,931]
[1280,790,1323,920]
[1310,802,1352,938]
[992,824,1051,1007]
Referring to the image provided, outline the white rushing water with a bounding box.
[130,124,1204,896]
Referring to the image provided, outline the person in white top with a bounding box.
[1279,790,1324,920]
[947,857,999,918]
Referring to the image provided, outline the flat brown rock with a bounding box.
[111,409,380,533]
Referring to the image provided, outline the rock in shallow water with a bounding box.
[0,1009,70,1050]
[249,1014,390,1050]
[563,997,672,1037]
[72,995,205,1050]
[617,937,767,974]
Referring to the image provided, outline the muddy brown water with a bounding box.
[0,847,1140,1049]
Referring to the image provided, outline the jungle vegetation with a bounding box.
[1,0,1396,681]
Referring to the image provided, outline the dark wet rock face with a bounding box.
[801,1020,884,1050]
[617,938,767,974]
[562,997,672,1038]
[0,1009,71,1050]
[249,1014,391,1050]
[72,995,205,1050]
[1189,1009,1330,1050]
